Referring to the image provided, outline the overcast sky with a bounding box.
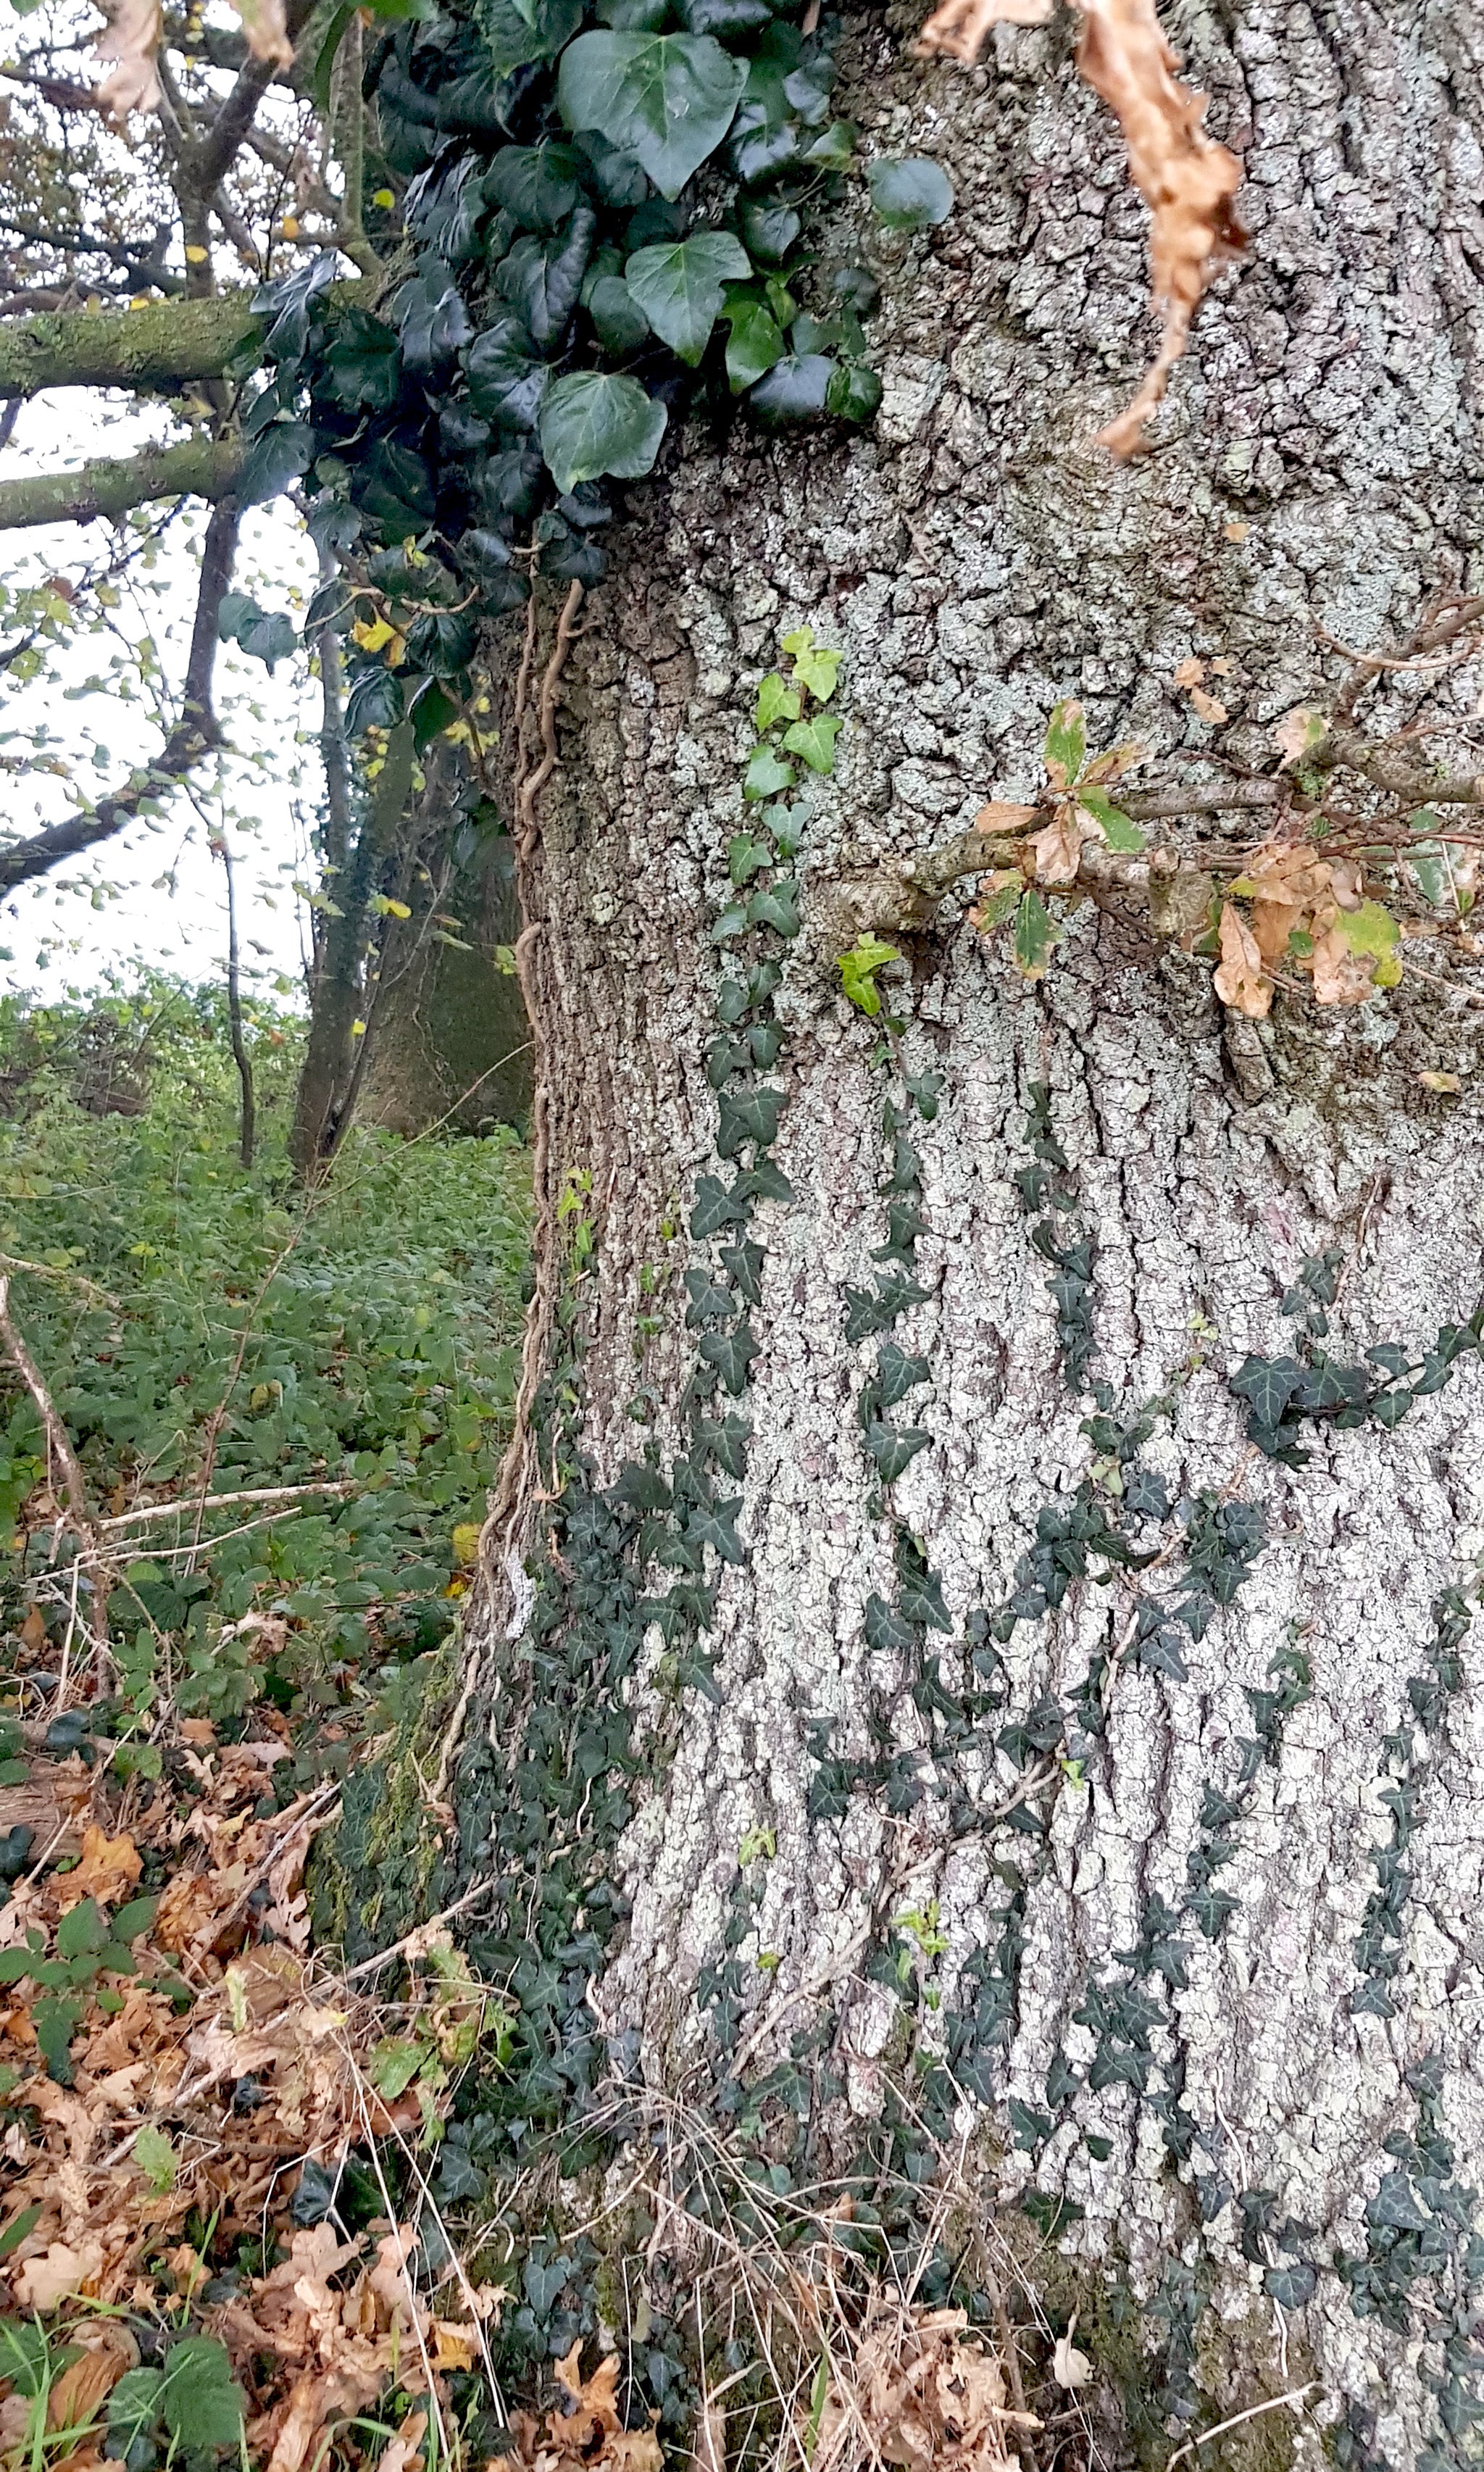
[0,387,318,1004]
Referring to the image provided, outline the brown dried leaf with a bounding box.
[14,2237,105,2310]
[1172,656,1205,688]
[46,2328,134,2435]
[235,0,295,66]
[58,1826,141,1914]
[912,0,1051,64]
[1080,738,1146,784]
[1271,705,1325,767]
[378,2410,428,2472]
[973,800,1041,833]
[1310,925,1375,1005]
[1188,686,1228,725]
[1029,802,1085,886]
[1417,1070,1460,1093]
[1212,901,1270,1018]
[92,0,162,121]
[1075,0,1246,458]
[1249,900,1293,966]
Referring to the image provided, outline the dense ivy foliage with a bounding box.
[0,980,528,1771]
[233,0,951,753]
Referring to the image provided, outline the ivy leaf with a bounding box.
[743,744,795,801]
[587,275,651,354]
[897,1557,951,1633]
[237,420,316,507]
[1228,1354,1303,1431]
[345,665,405,736]
[539,373,667,492]
[464,313,551,430]
[625,230,751,364]
[694,1414,751,1476]
[699,1320,758,1395]
[729,831,773,882]
[690,1174,751,1236]
[782,713,841,775]
[495,209,597,346]
[739,197,801,261]
[723,299,786,394]
[686,1496,745,1562]
[485,141,584,230]
[788,639,841,702]
[557,32,748,200]
[746,352,833,425]
[754,672,800,732]
[716,1085,785,1156]
[825,359,882,423]
[867,156,954,230]
[838,936,899,1015]
[736,1157,792,1204]
[877,1341,930,1408]
[217,594,296,673]
[1365,2172,1433,2234]
[865,1421,930,1481]
[864,1594,914,1655]
[480,0,583,67]
[320,307,400,410]
[748,881,801,936]
[1012,889,1061,981]
[684,1267,737,1322]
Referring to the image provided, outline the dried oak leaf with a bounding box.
[92,0,162,120]
[14,2236,106,2310]
[1189,686,1228,725]
[913,0,1051,65]
[1212,900,1270,1018]
[1028,803,1084,886]
[235,0,295,67]
[58,1825,141,1913]
[1310,924,1376,1005]
[1077,0,1246,457]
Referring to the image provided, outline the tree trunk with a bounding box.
[328,2,1484,2463]
[357,840,533,1136]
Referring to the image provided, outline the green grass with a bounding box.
[0,974,530,1756]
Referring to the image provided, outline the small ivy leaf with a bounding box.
[694,1414,751,1476]
[691,1174,751,1236]
[748,881,801,936]
[613,1462,672,1512]
[904,1070,943,1121]
[1012,888,1061,981]
[684,1266,737,1322]
[1369,1388,1414,1428]
[825,359,883,423]
[699,1320,759,1395]
[782,713,841,775]
[897,1557,951,1633]
[877,1341,930,1407]
[538,371,667,492]
[716,1085,785,1156]
[746,352,833,425]
[685,1497,746,1562]
[720,1240,764,1302]
[867,156,954,231]
[586,272,653,355]
[839,936,899,1015]
[1365,2172,1433,2234]
[706,1035,746,1087]
[804,118,856,169]
[754,672,801,732]
[1134,1630,1188,1682]
[743,744,796,801]
[556,31,749,200]
[1229,1354,1303,1430]
[736,1157,793,1204]
[749,1022,785,1067]
[1043,698,1086,790]
[864,1594,914,1655]
[723,299,786,394]
[625,230,751,364]
[865,1421,930,1481]
[1009,2097,1052,2150]
[711,902,750,942]
[728,832,773,883]
[789,639,841,702]
[345,665,405,736]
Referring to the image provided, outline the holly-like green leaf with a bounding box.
[1043,697,1086,788]
[867,156,954,231]
[754,672,800,731]
[782,712,841,774]
[722,299,785,394]
[1012,888,1060,981]
[625,230,751,364]
[159,2340,247,2453]
[557,32,747,200]
[538,372,667,492]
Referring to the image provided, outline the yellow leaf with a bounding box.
[1417,1070,1460,1094]
[351,1020,367,1038]
[372,187,396,209]
[184,243,209,263]
[451,1522,482,1567]
[280,213,299,239]
[352,615,397,655]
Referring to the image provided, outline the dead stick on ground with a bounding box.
[0,1271,112,1683]
[1165,2383,1317,2468]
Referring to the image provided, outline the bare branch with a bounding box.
[0,434,240,531]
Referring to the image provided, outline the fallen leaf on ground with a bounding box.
[14,2237,106,2310]
[58,1825,141,1913]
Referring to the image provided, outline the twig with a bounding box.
[1164,2382,1317,2467]
[339,1873,501,1981]
[0,1273,111,1681]
[96,1478,354,1531]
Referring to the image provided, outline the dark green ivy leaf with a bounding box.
[538,370,667,491]
[867,155,954,230]
[864,1422,930,1482]
[485,141,585,229]
[464,313,551,430]
[556,31,748,200]
[699,1320,758,1395]
[716,1085,785,1155]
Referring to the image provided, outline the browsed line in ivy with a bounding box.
[830,589,1484,1032]
[231,0,954,757]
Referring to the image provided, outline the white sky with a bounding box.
[0,386,320,1003]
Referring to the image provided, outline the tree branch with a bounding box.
[0,495,240,894]
[0,284,359,395]
[0,436,241,531]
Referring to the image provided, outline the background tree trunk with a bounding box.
[333,1,1484,2462]
[357,841,533,1136]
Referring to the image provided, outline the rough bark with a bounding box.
[331,0,1484,2461]
[0,436,241,530]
